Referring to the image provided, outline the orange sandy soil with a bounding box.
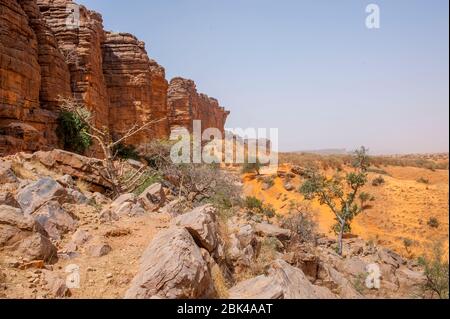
[243,164,449,258]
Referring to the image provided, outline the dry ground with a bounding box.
[243,163,449,259]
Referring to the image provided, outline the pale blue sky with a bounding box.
[78,0,449,154]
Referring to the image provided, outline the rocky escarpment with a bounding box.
[0,0,229,157]
[36,0,110,130]
[102,32,169,144]
[0,0,72,155]
[168,77,230,135]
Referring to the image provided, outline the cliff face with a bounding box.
[0,0,229,156]
[0,0,71,155]
[102,32,169,145]
[168,78,229,135]
[37,0,110,130]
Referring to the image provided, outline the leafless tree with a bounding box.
[58,97,166,198]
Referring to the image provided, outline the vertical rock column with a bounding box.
[0,0,42,154]
[102,32,169,146]
[37,0,110,130]
[167,77,229,135]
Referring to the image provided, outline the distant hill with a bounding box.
[292,149,349,155]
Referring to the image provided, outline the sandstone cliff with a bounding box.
[168,77,230,135]
[0,0,229,156]
[102,32,169,145]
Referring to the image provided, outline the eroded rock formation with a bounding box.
[168,77,230,135]
[102,32,169,144]
[1,0,229,156]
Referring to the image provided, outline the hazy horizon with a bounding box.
[78,0,449,154]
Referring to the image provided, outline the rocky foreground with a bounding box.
[0,150,427,299]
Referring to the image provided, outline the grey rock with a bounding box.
[254,222,291,241]
[138,183,165,212]
[125,227,213,299]
[16,178,71,215]
[172,204,219,252]
[33,201,78,240]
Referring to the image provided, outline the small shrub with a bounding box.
[417,177,430,184]
[242,158,263,175]
[113,143,140,160]
[427,217,439,229]
[372,175,385,186]
[418,244,449,299]
[56,110,92,154]
[262,204,276,221]
[262,176,275,189]
[244,196,264,212]
[403,238,414,253]
[367,167,390,176]
[353,273,368,294]
[281,203,317,244]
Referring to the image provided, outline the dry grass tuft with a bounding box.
[211,264,230,299]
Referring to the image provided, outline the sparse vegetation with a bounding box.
[372,175,385,186]
[57,97,166,198]
[242,157,262,175]
[280,201,317,243]
[244,196,276,222]
[418,244,449,299]
[279,151,448,171]
[367,167,390,176]
[56,109,92,154]
[417,177,430,184]
[403,238,414,253]
[299,146,371,255]
[353,273,368,294]
[261,176,275,189]
[427,217,440,229]
[113,143,140,160]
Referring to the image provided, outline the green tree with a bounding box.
[242,157,262,175]
[56,110,92,154]
[299,146,371,255]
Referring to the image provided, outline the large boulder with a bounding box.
[99,193,144,221]
[317,263,363,299]
[229,275,284,299]
[138,183,166,212]
[172,205,219,253]
[229,260,336,299]
[33,201,78,240]
[30,150,111,190]
[395,267,426,296]
[378,248,405,268]
[125,227,214,299]
[254,223,291,241]
[16,177,70,215]
[227,224,260,271]
[0,205,56,262]
[269,260,337,299]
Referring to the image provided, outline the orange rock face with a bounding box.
[168,78,230,135]
[37,0,110,130]
[103,32,169,145]
[0,0,71,155]
[0,0,229,156]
